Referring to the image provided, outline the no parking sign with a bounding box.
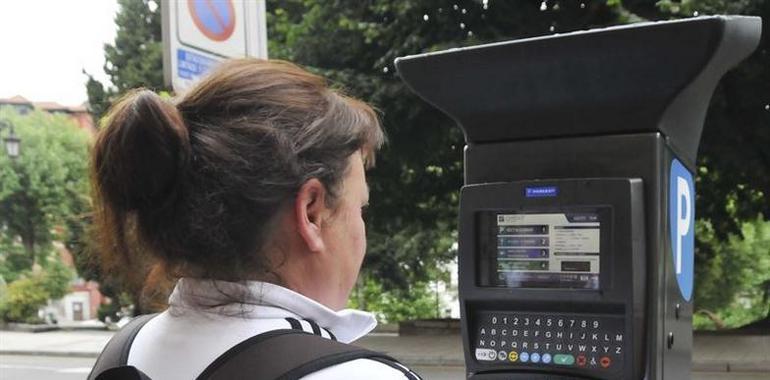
[188,0,236,41]
[162,0,268,92]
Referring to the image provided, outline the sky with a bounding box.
[0,0,119,106]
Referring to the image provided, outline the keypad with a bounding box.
[473,312,624,372]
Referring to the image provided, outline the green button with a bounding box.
[554,354,575,365]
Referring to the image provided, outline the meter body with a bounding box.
[395,16,761,380]
[461,177,644,379]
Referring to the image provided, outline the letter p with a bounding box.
[676,177,691,275]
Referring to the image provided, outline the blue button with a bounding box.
[520,352,530,363]
[542,353,552,364]
[531,352,541,363]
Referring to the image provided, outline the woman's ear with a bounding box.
[295,178,329,253]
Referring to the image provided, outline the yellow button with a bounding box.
[508,351,519,362]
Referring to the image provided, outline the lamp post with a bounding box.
[0,120,20,159]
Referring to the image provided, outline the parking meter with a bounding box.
[395,16,761,380]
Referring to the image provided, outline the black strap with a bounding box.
[197,329,414,380]
[87,313,158,380]
[306,319,322,336]
[285,317,302,330]
[88,314,418,380]
[94,366,153,380]
[286,317,337,341]
[368,356,422,380]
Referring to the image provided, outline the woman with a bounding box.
[88,59,420,379]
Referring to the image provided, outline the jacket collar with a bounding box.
[168,278,377,343]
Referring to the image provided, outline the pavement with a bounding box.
[0,329,767,374]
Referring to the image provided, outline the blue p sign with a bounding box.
[669,159,694,301]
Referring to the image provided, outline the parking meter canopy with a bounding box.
[395,16,761,166]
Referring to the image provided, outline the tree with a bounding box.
[0,108,85,325]
[348,276,440,323]
[268,0,770,324]
[1,276,50,323]
[265,0,628,289]
[692,218,770,329]
[84,73,110,124]
[0,109,90,271]
[85,0,165,121]
[0,265,75,323]
[86,0,769,324]
[78,0,170,313]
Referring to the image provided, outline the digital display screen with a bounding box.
[494,212,601,289]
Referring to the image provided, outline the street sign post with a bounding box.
[162,0,268,92]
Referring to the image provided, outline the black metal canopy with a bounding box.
[395,16,762,166]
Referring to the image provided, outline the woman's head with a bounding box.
[91,59,384,309]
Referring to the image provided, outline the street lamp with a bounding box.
[0,120,20,159]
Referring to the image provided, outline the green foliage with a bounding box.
[84,72,110,123]
[2,276,48,323]
[269,0,770,325]
[0,97,86,325]
[78,0,169,315]
[104,0,164,93]
[348,276,440,323]
[85,0,166,123]
[0,234,30,283]
[656,0,770,239]
[655,0,770,328]
[89,0,769,327]
[39,259,75,300]
[657,0,759,15]
[0,258,75,323]
[693,218,770,329]
[97,291,133,322]
[693,301,769,330]
[365,222,457,289]
[0,109,90,272]
[0,276,7,319]
[266,0,625,289]
[97,301,121,322]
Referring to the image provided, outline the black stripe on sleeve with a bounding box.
[306,319,322,336]
[326,329,337,341]
[285,317,302,330]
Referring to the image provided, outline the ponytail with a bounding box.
[93,89,190,214]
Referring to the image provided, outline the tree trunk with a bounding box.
[21,235,39,272]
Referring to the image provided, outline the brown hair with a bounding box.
[91,59,384,297]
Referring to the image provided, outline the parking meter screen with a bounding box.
[494,212,601,289]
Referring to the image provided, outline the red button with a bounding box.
[576,354,587,367]
[600,356,611,368]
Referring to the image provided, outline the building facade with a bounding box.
[0,95,97,136]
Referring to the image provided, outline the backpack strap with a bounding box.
[92,366,152,380]
[87,313,158,380]
[367,356,422,380]
[197,329,421,380]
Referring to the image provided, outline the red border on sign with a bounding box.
[188,0,236,42]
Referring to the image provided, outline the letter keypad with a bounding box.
[474,312,624,373]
